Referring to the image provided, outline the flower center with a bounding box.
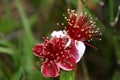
[43,37,70,63]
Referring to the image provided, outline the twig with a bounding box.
[80,0,87,7]
[110,5,120,27]
[81,58,90,80]
[109,0,114,23]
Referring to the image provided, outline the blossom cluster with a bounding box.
[32,9,101,78]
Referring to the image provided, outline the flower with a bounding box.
[51,31,86,63]
[32,9,101,78]
[60,9,101,49]
[32,36,79,78]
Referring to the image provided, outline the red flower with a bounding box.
[61,9,101,48]
[32,9,101,78]
[32,37,78,78]
[51,31,86,63]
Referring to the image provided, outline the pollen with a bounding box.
[61,23,64,25]
[57,23,59,25]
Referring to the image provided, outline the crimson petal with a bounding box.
[58,55,76,71]
[41,61,60,78]
[32,44,44,57]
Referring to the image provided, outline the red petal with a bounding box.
[32,44,44,57]
[58,55,76,71]
[41,61,60,78]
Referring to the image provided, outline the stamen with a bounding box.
[57,23,59,25]
[84,42,97,50]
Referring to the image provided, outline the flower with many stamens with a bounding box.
[32,36,79,78]
[51,31,86,63]
[59,9,102,49]
[32,9,102,78]
[52,9,102,64]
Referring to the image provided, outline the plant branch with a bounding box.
[81,58,90,80]
[80,0,87,7]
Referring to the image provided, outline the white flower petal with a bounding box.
[63,30,67,35]
[51,31,65,38]
[65,39,71,47]
[75,41,86,62]
[58,63,72,71]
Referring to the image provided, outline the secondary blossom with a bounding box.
[59,9,102,49]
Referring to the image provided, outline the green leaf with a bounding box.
[0,39,13,47]
[0,60,10,80]
[0,47,14,55]
[112,70,120,80]
[60,70,75,80]
[83,7,106,31]
[0,19,21,33]
[0,0,21,33]
[11,67,23,80]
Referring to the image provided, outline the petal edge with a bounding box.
[75,41,86,62]
[41,61,60,78]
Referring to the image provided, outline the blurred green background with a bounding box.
[0,0,120,80]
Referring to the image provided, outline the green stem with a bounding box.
[81,58,90,80]
[80,0,85,5]
[14,0,35,76]
[109,0,114,23]
[14,0,34,40]
[80,0,87,7]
